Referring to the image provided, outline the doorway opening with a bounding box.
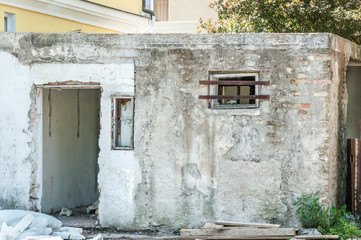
[41,87,101,213]
[346,65,361,215]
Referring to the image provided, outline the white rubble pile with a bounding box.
[52,227,84,240]
[0,210,101,240]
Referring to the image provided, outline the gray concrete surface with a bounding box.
[0,33,360,230]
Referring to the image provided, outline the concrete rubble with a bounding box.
[86,202,98,215]
[58,208,72,217]
[0,210,102,240]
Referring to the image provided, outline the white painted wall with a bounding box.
[0,55,139,221]
[0,52,31,209]
[28,63,139,225]
[42,89,100,212]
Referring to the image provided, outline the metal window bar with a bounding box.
[199,95,270,100]
[199,81,270,85]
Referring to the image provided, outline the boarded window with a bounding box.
[199,72,270,109]
[111,97,134,150]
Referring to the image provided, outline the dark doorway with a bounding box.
[41,88,100,212]
[346,66,361,214]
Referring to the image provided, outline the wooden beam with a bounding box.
[200,81,270,86]
[294,235,339,239]
[178,235,295,239]
[214,221,280,228]
[180,228,296,237]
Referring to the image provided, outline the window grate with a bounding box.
[200,81,270,86]
[199,72,270,109]
[199,95,270,100]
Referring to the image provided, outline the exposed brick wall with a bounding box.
[0,33,360,229]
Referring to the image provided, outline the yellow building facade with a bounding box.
[1,0,150,33]
[153,0,216,33]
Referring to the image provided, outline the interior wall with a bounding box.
[346,66,361,139]
[42,88,100,212]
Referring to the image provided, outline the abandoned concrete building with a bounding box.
[0,32,361,230]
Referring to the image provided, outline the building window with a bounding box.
[111,97,134,150]
[199,72,270,109]
[4,12,16,32]
[154,0,168,21]
[4,15,7,32]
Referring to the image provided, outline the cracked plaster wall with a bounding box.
[0,33,360,230]
[328,36,361,208]
[0,51,32,210]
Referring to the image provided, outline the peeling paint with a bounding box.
[0,33,360,230]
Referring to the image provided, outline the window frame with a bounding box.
[4,12,16,32]
[199,72,270,109]
[111,96,134,150]
[4,16,7,32]
[210,73,259,109]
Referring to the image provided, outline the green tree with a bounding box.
[199,0,361,44]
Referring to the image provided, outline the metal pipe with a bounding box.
[142,0,155,19]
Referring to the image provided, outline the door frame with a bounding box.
[33,84,101,212]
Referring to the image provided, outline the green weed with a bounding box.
[294,194,361,240]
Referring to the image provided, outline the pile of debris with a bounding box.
[180,221,339,239]
[0,210,101,240]
[58,201,99,217]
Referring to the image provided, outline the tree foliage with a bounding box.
[199,0,361,44]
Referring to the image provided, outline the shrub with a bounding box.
[293,193,330,230]
[327,206,361,240]
[294,194,361,240]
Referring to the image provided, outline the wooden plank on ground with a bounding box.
[294,235,339,239]
[180,228,296,237]
[215,221,281,228]
[178,235,295,239]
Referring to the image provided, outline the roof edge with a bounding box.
[329,33,361,62]
[0,0,150,33]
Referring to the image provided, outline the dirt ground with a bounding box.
[54,212,181,240]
